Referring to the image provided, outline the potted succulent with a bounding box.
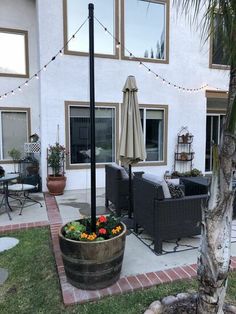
[59,214,126,290]
[46,142,67,195]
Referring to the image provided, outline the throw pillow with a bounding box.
[143,173,171,198]
[167,183,184,199]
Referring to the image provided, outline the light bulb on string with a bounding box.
[18,86,22,92]
[35,74,39,80]
[25,81,28,86]
[59,50,63,56]
[116,42,120,48]
[43,65,47,71]
[11,91,15,95]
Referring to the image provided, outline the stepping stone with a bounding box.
[0,237,19,253]
[0,268,8,285]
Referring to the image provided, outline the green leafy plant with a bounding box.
[8,148,21,173]
[47,142,67,177]
[63,215,123,242]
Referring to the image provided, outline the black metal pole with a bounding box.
[89,3,96,232]
[128,164,133,218]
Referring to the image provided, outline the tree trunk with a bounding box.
[197,67,236,313]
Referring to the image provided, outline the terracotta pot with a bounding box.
[59,221,126,290]
[46,175,66,195]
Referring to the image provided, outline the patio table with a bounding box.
[0,173,19,220]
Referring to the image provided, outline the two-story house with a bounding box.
[0,0,229,191]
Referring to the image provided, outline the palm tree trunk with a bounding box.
[197,68,236,314]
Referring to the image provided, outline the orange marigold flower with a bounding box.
[81,233,88,239]
[112,228,117,234]
[96,221,100,226]
[99,228,107,235]
[98,215,107,223]
[87,233,97,241]
[116,226,122,232]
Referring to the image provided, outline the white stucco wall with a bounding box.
[0,0,40,174]
[35,0,229,191]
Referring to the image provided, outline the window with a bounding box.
[205,114,225,171]
[64,0,118,57]
[0,109,30,160]
[0,28,29,77]
[121,0,169,62]
[210,15,230,68]
[68,104,117,165]
[139,106,167,163]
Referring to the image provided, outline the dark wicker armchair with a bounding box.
[105,164,129,216]
[133,176,208,254]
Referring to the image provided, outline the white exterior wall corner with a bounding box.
[36,0,229,191]
[0,0,40,174]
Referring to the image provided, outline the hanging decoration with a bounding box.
[0,14,228,100]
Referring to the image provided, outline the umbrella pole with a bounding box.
[89,3,96,232]
[128,164,133,218]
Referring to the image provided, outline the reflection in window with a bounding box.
[66,0,115,55]
[70,106,115,164]
[124,0,166,60]
[1,111,28,159]
[140,108,164,162]
[212,15,229,66]
[0,29,28,76]
[205,114,224,171]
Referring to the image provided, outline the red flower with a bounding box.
[98,228,107,235]
[98,215,107,223]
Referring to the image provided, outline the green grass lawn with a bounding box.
[0,227,235,314]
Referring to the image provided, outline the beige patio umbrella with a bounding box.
[119,75,146,218]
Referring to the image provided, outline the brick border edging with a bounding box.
[0,221,49,233]
[44,193,236,306]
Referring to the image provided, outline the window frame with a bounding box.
[0,107,31,163]
[120,0,170,64]
[137,104,168,166]
[0,27,29,78]
[63,0,120,59]
[65,101,119,169]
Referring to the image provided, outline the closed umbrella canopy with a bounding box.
[119,76,146,165]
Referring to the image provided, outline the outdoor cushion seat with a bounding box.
[105,164,129,216]
[8,183,42,215]
[133,176,208,254]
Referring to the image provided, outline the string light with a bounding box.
[0,16,226,99]
[0,17,88,99]
[94,16,223,94]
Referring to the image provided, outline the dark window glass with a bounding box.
[70,106,115,164]
[212,15,230,66]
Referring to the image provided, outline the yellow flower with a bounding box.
[112,228,117,235]
[87,233,97,241]
[69,226,75,231]
[81,232,88,239]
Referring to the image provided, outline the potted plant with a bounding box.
[46,142,67,195]
[59,214,126,290]
[8,148,21,173]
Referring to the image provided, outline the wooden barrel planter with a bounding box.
[59,221,126,290]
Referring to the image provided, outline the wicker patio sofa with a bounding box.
[105,164,130,216]
[133,175,208,254]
